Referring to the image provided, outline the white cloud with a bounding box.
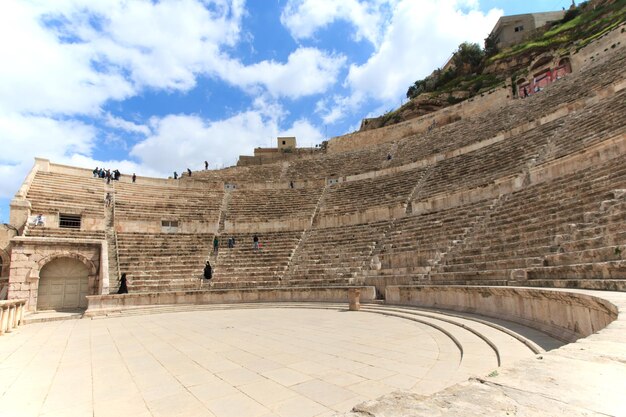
[281,0,393,46]
[280,119,325,145]
[105,114,150,136]
[131,104,324,173]
[214,47,346,99]
[316,0,502,124]
[347,0,502,101]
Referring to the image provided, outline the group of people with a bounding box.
[173,161,209,180]
[93,167,122,183]
[212,234,260,254]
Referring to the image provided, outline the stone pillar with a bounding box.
[348,288,361,311]
[6,305,15,332]
[0,306,6,335]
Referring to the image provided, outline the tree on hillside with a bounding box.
[484,33,498,57]
[452,42,484,74]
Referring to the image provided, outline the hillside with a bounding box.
[360,0,625,132]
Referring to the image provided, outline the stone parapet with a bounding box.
[385,285,617,342]
[85,286,376,316]
[0,299,26,335]
[340,287,626,417]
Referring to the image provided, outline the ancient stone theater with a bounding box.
[0,16,625,417]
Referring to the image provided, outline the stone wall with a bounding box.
[85,285,377,316]
[8,237,104,311]
[385,285,617,342]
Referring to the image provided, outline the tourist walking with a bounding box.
[104,192,112,207]
[187,168,192,177]
[203,261,212,280]
[213,236,219,254]
[132,173,136,183]
[228,237,234,248]
[174,171,178,180]
[117,273,128,294]
[253,234,259,251]
[204,160,208,170]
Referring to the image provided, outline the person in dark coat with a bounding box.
[203,261,212,280]
[174,171,178,179]
[187,168,192,177]
[117,273,128,294]
[213,236,219,254]
[132,173,136,183]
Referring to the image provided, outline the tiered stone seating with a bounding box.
[226,187,323,223]
[26,228,105,240]
[543,89,626,163]
[190,163,284,183]
[432,155,626,287]
[375,200,493,278]
[27,171,105,218]
[210,231,302,288]
[114,182,222,222]
[318,168,427,218]
[416,119,563,199]
[284,142,394,180]
[286,221,389,286]
[389,49,626,169]
[116,232,213,292]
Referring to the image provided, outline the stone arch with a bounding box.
[36,252,97,277]
[530,54,554,72]
[0,249,9,278]
[558,56,572,73]
[38,257,91,310]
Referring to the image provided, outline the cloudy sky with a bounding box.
[0,0,569,223]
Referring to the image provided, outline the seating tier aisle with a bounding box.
[432,154,626,287]
[319,168,427,218]
[117,232,212,292]
[114,182,223,222]
[286,221,389,286]
[376,200,493,275]
[210,231,302,288]
[27,171,105,218]
[226,187,323,224]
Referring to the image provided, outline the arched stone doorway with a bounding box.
[38,257,89,310]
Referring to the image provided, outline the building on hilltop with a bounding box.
[237,136,320,166]
[489,11,565,49]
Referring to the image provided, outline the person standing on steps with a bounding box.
[187,168,192,177]
[203,261,212,280]
[213,236,219,254]
[204,160,208,170]
[253,234,259,251]
[174,171,178,180]
[228,237,234,248]
[104,192,112,207]
[117,273,128,294]
[132,173,136,183]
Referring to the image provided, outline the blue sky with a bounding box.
[0,0,569,223]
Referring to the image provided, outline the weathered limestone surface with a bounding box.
[85,285,376,315]
[339,288,626,417]
[8,237,103,310]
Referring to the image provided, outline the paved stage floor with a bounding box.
[0,307,498,417]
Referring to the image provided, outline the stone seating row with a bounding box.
[116,232,213,292]
[286,221,389,283]
[27,171,105,218]
[191,163,284,183]
[319,167,427,218]
[432,154,626,286]
[26,227,106,240]
[211,231,302,285]
[113,181,223,221]
[226,187,323,223]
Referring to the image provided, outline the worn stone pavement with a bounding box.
[0,308,498,417]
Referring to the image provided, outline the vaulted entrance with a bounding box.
[38,258,89,310]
